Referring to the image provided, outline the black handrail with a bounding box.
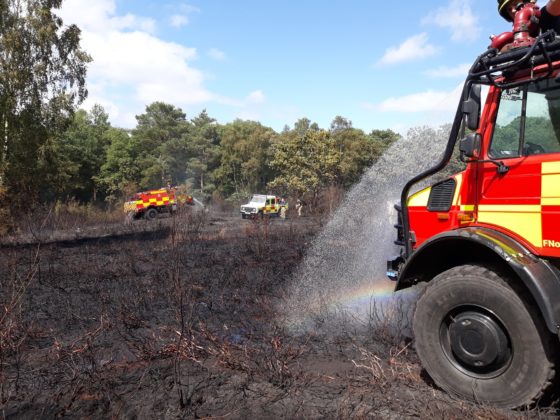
[399,82,470,258]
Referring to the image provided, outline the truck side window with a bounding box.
[491,82,560,158]
[490,88,523,158]
[525,86,560,155]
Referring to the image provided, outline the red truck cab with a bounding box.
[405,80,560,258]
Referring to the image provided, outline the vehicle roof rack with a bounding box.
[468,30,560,88]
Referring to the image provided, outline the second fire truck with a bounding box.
[124,187,194,220]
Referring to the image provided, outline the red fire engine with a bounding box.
[124,188,193,220]
[387,1,560,409]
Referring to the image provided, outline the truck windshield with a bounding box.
[490,79,560,158]
[251,195,266,204]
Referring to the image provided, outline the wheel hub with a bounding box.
[448,311,510,371]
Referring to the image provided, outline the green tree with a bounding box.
[216,120,277,196]
[56,105,111,202]
[329,116,398,187]
[330,115,353,133]
[333,128,369,186]
[367,129,400,161]
[269,129,340,206]
[0,0,90,206]
[131,102,191,188]
[293,117,320,136]
[185,110,220,195]
[97,127,139,201]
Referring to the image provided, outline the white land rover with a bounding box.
[240,194,287,219]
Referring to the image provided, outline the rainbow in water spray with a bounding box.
[326,278,416,312]
[284,278,416,328]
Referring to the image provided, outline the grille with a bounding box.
[428,178,456,212]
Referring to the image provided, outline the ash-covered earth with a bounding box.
[0,209,537,419]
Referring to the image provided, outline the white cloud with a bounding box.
[169,5,200,29]
[234,110,262,121]
[57,0,156,33]
[57,0,221,127]
[423,63,471,78]
[361,84,466,134]
[365,86,462,113]
[246,90,266,104]
[208,48,226,61]
[170,14,189,28]
[80,82,120,116]
[178,4,200,14]
[83,30,213,105]
[378,33,439,65]
[422,0,481,43]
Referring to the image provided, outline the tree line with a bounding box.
[47,103,399,206]
[0,0,399,223]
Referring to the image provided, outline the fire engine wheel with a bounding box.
[413,264,555,408]
[145,208,158,220]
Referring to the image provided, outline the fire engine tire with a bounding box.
[413,264,555,409]
[145,208,158,220]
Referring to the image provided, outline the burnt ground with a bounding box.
[0,210,554,419]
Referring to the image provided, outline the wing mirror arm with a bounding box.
[459,132,509,174]
[483,159,510,174]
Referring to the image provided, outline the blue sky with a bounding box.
[58,0,512,134]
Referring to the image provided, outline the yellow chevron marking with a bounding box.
[542,161,560,174]
[408,187,430,207]
[453,174,463,205]
[478,208,542,247]
[542,197,560,206]
[542,173,560,199]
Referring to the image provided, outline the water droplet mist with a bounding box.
[280,125,453,331]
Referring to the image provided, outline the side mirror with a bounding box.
[459,132,481,159]
[463,84,481,131]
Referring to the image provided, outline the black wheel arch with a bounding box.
[396,226,560,334]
